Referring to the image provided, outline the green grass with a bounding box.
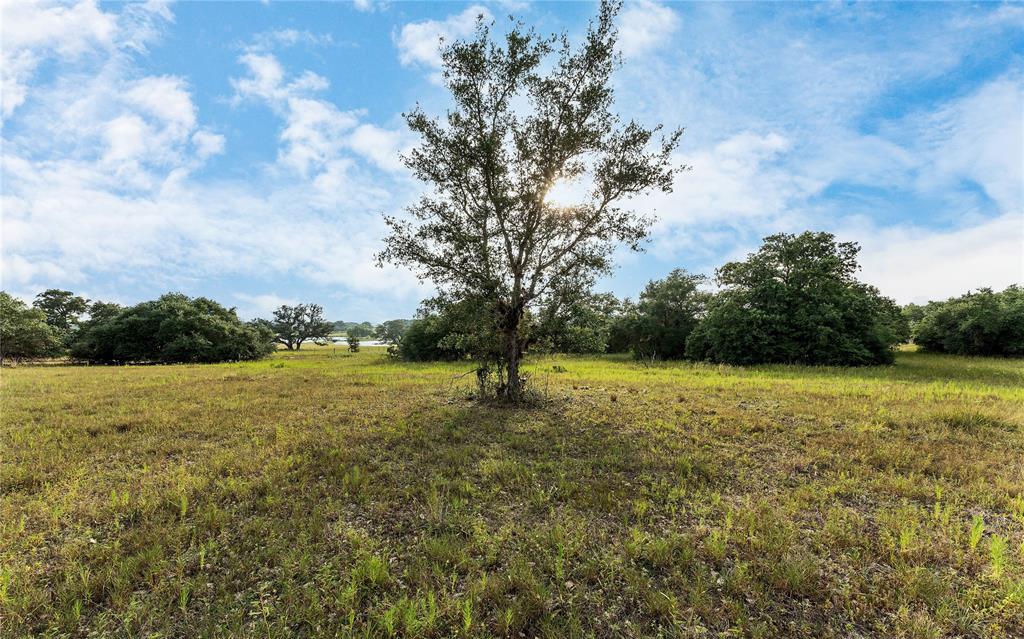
[2,347,1023,638]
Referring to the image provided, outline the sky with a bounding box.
[1,0,1022,322]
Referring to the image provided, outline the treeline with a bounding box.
[3,232,1019,365]
[0,291,410,364]
[1,292,275,364]
[390,232,1023,365]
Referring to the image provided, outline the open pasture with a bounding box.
[2,348,1022,637]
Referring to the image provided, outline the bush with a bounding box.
[398,296,507,364]
[913,286,1024,356]
[685,232,905,366]
[70,293,276,364]
[0,292,63,363]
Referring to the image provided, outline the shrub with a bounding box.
[685,232,905,366]
[398,298,498,362]
[70,293,275,364]
[913,286,1024,356]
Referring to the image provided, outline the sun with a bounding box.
[543,178,579,207]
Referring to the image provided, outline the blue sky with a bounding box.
[2,1,1021,322]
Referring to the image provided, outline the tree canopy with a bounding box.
[1,292,62,363]
[378,0,683,400]
[264,304,333,350]
[685,232,906,366]
[913,286,1024,357]
[70,293,275,364]
[33,289,89,346]
[619,269,708,360]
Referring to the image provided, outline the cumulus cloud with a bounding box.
[395,5,491,68]
[0,0,117,116]
[850,213,1023,304]
[1,2,422,303]
[617,1,680,58]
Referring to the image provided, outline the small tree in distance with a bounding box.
[378,0,684,401]
[33,289,90,346]
[266,304,333,350]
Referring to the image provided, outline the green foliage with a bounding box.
[534,290,624,354]
[0,292,62,362]
[69,293,275,364]
[378,0,682,400]
[32,289,90,346]
[262,303,333,350]
[913,285,1024,356]
[375,319,412,345]
[617,269,708,359]
[398,297,501,363]
[331,320,375,337]
[686,232,906,366]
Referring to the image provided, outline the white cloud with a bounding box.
[0,0,117,116]
[232,52,363,176]
[233,292,298,319]
[1,10,424,303]
[348,123,411,172]
[395,5,491,68]
[617,1,680,58]
[913,76,1023,215]
[123,76,197,134]
[850,213,1024,304]
[192,130,226,158]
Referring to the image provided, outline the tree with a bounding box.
[913,286,1024,356]
[70,293,275,364]
[621,269,708,359]
[378,0,683,401]
[86,301,124,325]
[533,288,623,354]
[33,289,90,345]
[267,304,333,350]
[0,292,62,363]
[346,336,361,352]
[685,232,905,366]
[375,319,412,356]
[346,322,375,339]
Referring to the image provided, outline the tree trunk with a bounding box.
[499,302,526,402]
[504,331,523,401]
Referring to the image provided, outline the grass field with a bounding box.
[2,347,1022,638]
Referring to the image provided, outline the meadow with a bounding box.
[1,347,1022,638]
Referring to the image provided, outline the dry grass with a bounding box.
[2,346,1022,637]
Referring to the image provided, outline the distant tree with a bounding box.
[70,293,275,364]
[621,269,709,360]
[377,0,683,401]
[346,322,375,339]
[346,336,361,352]
[913,286,1024,357]
[33,289,89,346]
[0,292,62,363]
[86,301,124,325]
[375,319,412,356]
[267,304,333,350]
[685,232,904,366]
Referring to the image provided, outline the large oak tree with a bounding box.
[378,0,684,400]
